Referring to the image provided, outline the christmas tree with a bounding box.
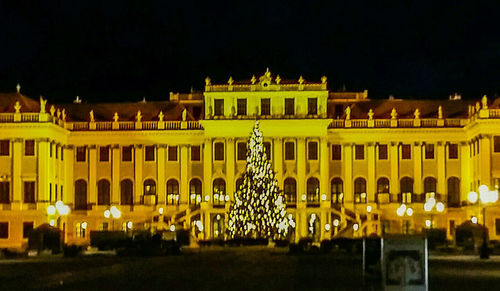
[228,121,288,239]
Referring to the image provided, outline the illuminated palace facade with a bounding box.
[1,70,500,249]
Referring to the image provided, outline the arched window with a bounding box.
[331,178,343,204]
[284,178,297,203]
[74,179,87,210]
[447,177,460,207]
[143,179,157,205]
[377,178,390,193]
[189,178,202,205]
[120,179,133,206]
[212,214,225,239]
[213,178,226,205]
[166,179,179,205]
[308,213,321,242]
[424,177,437,202]
[306,177,320,203]
[97,179,110,206]
[400,177,413,203]
[354,178,367,203]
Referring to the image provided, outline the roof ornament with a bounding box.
[205,77,211,86]
[62,109,66,121]
[251,75,256,84]
[158,111,164,122]
[89,110,95,122]
[368,109,374,120]
[74,96,81,104]
[50,105,55,116]
[228,76,234,86]
[476,102,481,112]
[141,96,146,103]
[321,76,327,84]
[414,108,420,119]
[56,108,61,119]
[39,96,47,113]
[298,76,304,85]
[113,112,119,122]
[275,75,281,85]
[136,110,142,122]
[482,95,488,109]
[391,108,397,119]
[182,108,187,121]
[438,106,443,119]
[264,68,271,78]
[14,101,21,113]
[345,106,351,120]
[16,83,20,93]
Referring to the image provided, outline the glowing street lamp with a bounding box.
[46,200,71,228]
[423,197,445,229]
[104,206,122,231]
[468,185,499,259]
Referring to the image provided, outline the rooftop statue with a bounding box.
[39,97,47,113]
[482,95,488,109]
[136,110,142,122]
[368,109,374,120]
[414,109,420,119]
[182,109,187,121]
[89,110,95,122]
[345,106,351,120]
[14,101,21,113]
[391,108,397,119]
[438,106,443,119]
[113,112,119,122]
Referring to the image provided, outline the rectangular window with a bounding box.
[0,140,9,156]
[402,144,411,159]
[76,146,86,162]
[0,182,9,203]
[263,142,271,159]
[494,136,500,153]
[332,145,341,160]
[425,144,434,159]
[214,142,224,161]
[261,98,271,115]
[24,181,35,203]
[496,219,500,236]
[355,145,364,160]
[145,146,155,161]
[214,99,224,116]
[378,144,388,160]
[285,142,295,160]
[25,140,35,156]
[237,142,246,161]
[23,222,33,239]
[191,146,201,161]
[76,223,86,238]
[168,146,178,161]
[308,141,318,160]
[284,98,295,115]
[448,143,458,159]
[122,146,133,162]
[99,146,110,162]
[0,222,8,239]
[308,98,318,115]
[237,99,247,116]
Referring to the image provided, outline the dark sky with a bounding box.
[1,0,500,103]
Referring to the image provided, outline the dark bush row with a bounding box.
[198,238,290,247]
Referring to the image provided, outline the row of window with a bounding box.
[0,140,64,159]
[75,145,202,162]
[0,221,34,239]
[214,97,319,117]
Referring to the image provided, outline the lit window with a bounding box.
[354,178,367,204]
[167,179,179,205]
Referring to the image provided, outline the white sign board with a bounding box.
[381,235,428,291]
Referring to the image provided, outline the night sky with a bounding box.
[1,0,499,103]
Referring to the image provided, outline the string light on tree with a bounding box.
[228,121,289,239]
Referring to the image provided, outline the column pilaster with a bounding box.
[157,145,166,204]
[297,138,306,202]
[180,145,189,204]
[367,142,376,203]
[226,138,235,198]
[344,143,353,204]
[111,145,120,204]
[274,138,283,185]
[437,141,446,196]
[390,142,399,199]
[88,145,97,207]
[64,145,74,205]
[134,145,143,204]
[12,139,23,208]
[203,139,213,203]
[413,142,422,195]
[460,141,470,202]
[37,138,50,203]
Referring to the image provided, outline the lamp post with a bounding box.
[423,197,445,229]
[104,206,122,231]
[396,204,414,234]
[468,185,499,259]
[47,200,71,247]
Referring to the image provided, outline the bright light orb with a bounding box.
[321,194,327,201]
[55,200,64,208]
[424,202,433,212]
[489,190,499,203]
[170,225,176,232]
[81,221,88,229]
[366,205,372,213]
[216,214,221,220]
[110,206,121,218]
[333,219,340,227]
[225,195,230,202]
[353,223,359,231]
[49,219,55,226]
[325,223,331,231]
[301,194,306,201]
[104,209,111,218]
[427,197,436,207]
[159,207,164,215]
[425,220,432,228]
[406,207,413,216]
[471,216,478,224]
[47,205,56,215]
[205,195,210,202]
[436,202,445,212]
[59,205,70,216]
[127,221,133,229]
[468,192,478,204]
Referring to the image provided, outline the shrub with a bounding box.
[63,245,82,257]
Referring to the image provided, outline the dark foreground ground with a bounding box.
[1,248,500,290]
